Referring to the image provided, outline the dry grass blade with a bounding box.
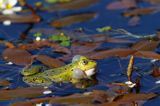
[36,55,65,68]
[51,13,97,28]
[127,56,134,81]
[0,87,46,100]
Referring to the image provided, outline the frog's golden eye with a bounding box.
[82,59,88,65]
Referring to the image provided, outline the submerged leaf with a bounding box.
[51,13,97,28]
[2,48,33,66]
[0,87,46,100]
[36,55,65,68]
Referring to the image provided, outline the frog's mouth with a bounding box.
[85,68,96,77]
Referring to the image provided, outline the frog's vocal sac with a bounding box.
[21,55,97,86]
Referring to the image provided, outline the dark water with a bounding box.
[0,0,160,106]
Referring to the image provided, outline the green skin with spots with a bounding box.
[21,56,97,86]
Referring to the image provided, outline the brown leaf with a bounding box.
[36,55,65,68]
[86,48,136,59]
[71,42,101,55]
[150,66,160,77]
[2,48,33,66]
[131,40,159,51]
[11,97,52,106]
[18,40,71,54]
[48,0,99,11]
[0,14,40,23]
[0,80,11,87]
[49,94,94,104]
[51,12,97,28]
[134,51,160,59]
[101,93,157,106]
[122,7,158,17]
[0,87,46,100]
[107,0,137,10]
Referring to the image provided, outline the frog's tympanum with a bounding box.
[21,55,97,86]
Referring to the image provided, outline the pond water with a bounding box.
[0,0,160,106]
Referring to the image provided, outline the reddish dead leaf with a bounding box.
[101,93,157,106]
[51,13,97,28]
[11,97,52,106]
[18,40,71,54]
[0,80,11,87]
[150,66,160,77]
[134,51,160,59]
[107,0,137,10]
[86,48,136,60]
[49,94,94,104]
[48,0,99,11]
[2,48,33,66]
[71,42,101,55]
[131,40,159,51]
[0,14,40,23]
[36,55,65,68]
[122,7,158,17]
[0,87,46,100]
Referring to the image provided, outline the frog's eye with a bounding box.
[82,59,88,65]
[72,55,81,63]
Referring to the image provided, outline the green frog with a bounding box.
[21,55,97,86]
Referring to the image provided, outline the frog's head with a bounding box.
[72,55,97,78]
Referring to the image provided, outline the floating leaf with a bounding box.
[134,51,160,59]
[128,16,140,26]
[2,48,33,66]
[48,0,99,11]
[11,97,52,106]
[122,7,158,17]
[0,80,11,87]
[0,87,46,100]
[86,48,136,60]
[107,0,137,10]
[36,55,65,68]
[131,40,159,51]
[51,13,97,28]
[0,15,41,23]
[101,93,157,106]
[18,40,71,54]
